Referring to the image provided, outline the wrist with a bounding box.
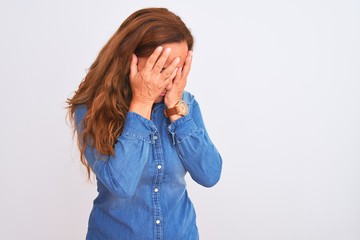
[131,96,154,106]
[169,115,182,122]
[129,100,153,120]
[165,98,182,109]
[164,100,188,120]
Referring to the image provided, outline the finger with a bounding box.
[181,51,193,79]
[161,57,180,79]
[130,54,138,80]
[152,48,172,73]
[144,46,163,72]
[166,67,178,82]
[163,67,177,84]
[173,67,182,83]
[161,75,173,89]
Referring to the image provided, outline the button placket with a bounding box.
[151,128,164,239]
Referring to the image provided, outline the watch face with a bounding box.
[178,101,189,115]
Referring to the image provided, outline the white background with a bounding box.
[0,0,359,239]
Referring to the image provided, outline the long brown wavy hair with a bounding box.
[66,8,194,179]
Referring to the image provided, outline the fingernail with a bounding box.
[175,57,180,63]
[165,48,172,54]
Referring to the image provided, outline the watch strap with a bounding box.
[164,106,179,118]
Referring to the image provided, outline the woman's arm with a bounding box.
[168,99,223,187]
[75,105,155,198]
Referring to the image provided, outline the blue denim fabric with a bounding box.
[74,91,222,240]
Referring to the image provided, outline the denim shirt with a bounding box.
[74,91,222,240]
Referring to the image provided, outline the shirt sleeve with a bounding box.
[74,106,155,198]
[167,100,223,187]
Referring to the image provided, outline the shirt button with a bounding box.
[157,165,162,170]
[156,220,161,224]
[154,188,159,193]
[153,135,158,140]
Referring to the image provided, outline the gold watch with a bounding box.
[164,100,189,118]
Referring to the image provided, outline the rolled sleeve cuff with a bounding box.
[121,112,157,143]
[167,114,199,143]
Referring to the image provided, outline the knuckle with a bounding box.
[163,72,171,79]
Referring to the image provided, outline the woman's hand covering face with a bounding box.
[129,46,180,105]
[164,50,192,108]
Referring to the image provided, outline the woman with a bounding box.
[67,7,222,240]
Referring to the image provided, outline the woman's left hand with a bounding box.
[164,50,193,108]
